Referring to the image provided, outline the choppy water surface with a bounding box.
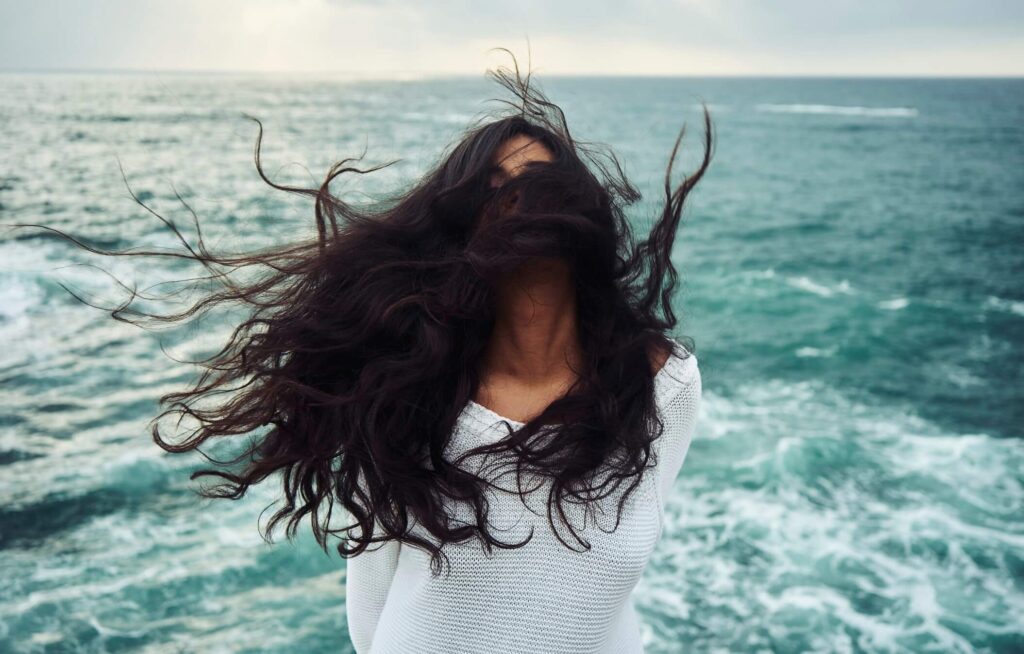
[1,72,1022,653]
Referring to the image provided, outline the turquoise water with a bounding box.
[1,72,1022,653]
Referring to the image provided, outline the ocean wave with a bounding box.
[756,103,919,118]
[795,346,837,358]
[877,297,909,310]
[784,275,855,297]
[658,379,1023,652]
[984,295,1024,317]
[741,269,857,299]
[0,277,38,322]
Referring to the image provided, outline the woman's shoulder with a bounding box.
[650,336,701,404]
[645,336,704,502]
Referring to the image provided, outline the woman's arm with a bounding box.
[345,535,401,654]
[655,351,703,502]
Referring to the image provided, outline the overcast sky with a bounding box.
[1,0,1022,76]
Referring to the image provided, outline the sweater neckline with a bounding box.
[459,340,692,430]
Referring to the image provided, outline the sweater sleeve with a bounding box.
[656,351,703,503]
[345,531,401,653]
[344,486,402,654]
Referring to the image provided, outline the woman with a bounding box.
[22,55,712,652]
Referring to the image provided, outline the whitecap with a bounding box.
[784,275,855,297]
[984,295,1024,316]
[756,103,918,118]
[0,276,39,321]
[877,297,909,310]
[657,378,1023,654]
[795,346,837,358]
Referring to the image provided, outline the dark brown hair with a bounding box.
[13,51,714,578]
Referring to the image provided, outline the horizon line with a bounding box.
[1,66,1022,80]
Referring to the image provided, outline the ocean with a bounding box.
[0,72,1021,653]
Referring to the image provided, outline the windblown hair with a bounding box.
[18,52,714,577]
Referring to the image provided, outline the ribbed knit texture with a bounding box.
[345,339,702,653]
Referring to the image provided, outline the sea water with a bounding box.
[0,72,1021,653]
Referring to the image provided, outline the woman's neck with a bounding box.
[481,257,584,386]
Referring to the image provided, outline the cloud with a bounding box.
[0,0,1021,75]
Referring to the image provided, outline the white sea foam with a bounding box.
[984,295,1024,316]
[0,276,38,321]
[877,297,909,310]
[656,379,1023,653]
[795,346,837,358]
[756,103,919,118]
[784,275,854,297]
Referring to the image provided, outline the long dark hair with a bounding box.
[13,52,714,577]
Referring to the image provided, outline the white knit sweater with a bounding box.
[345,340,702,653]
